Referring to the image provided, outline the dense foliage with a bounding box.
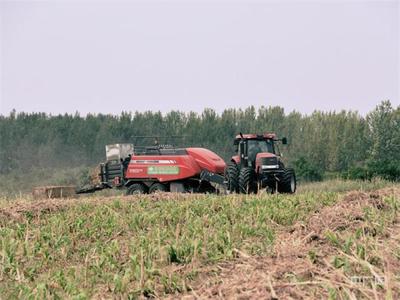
[0,101,399,182]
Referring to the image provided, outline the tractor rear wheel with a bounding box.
[278,168,296,193]
[126,183,147,195]
[225,161,239,193]
[149,183,168,193]
[239,167,258,194]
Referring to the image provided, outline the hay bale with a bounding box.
[32,186,77,199]
[89,165,102,186]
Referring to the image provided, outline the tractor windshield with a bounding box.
[248,139,274,154]
[248,139,274,164]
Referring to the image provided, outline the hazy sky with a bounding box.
[0,0,399,116]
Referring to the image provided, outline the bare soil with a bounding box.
[0,192,200,222]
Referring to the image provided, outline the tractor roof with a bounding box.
[235,133,277,140]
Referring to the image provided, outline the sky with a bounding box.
[0,0,399,116]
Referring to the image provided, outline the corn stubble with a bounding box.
[0,180,399,299]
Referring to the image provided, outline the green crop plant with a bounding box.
[0,179,399,298]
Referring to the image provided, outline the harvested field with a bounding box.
[0,193,200,222]
[182,187,400,299]
[0,181,399,299]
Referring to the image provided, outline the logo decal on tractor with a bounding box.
[147,166,180,175]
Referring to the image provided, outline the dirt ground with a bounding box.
[176,187,400,299]
[0,192,200,222]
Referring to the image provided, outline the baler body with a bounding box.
[125,147,226,183]
[81,146,227,194]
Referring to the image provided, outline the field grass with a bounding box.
[0,180,399,299]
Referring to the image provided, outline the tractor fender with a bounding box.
[231,155,240,165]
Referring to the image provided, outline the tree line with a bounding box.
[0,100,399,181]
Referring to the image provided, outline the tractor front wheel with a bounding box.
[239,167,258,194]
[126,183,147,195]
[225,161,239,193]
[278,168,296,193]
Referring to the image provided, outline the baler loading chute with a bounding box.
[105,144,134,162]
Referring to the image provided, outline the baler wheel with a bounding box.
[149,183,168,193]
[126,183,147,195]
[239,167,258,194]
[225,161,239,193]
[278,168,297,193]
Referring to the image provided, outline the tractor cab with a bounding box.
[232,133,282,168]
[226,133,296,194]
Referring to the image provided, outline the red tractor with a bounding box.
[225,133,296,194]
[77,143,227,195]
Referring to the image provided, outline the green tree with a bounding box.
[366,101,400,180]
